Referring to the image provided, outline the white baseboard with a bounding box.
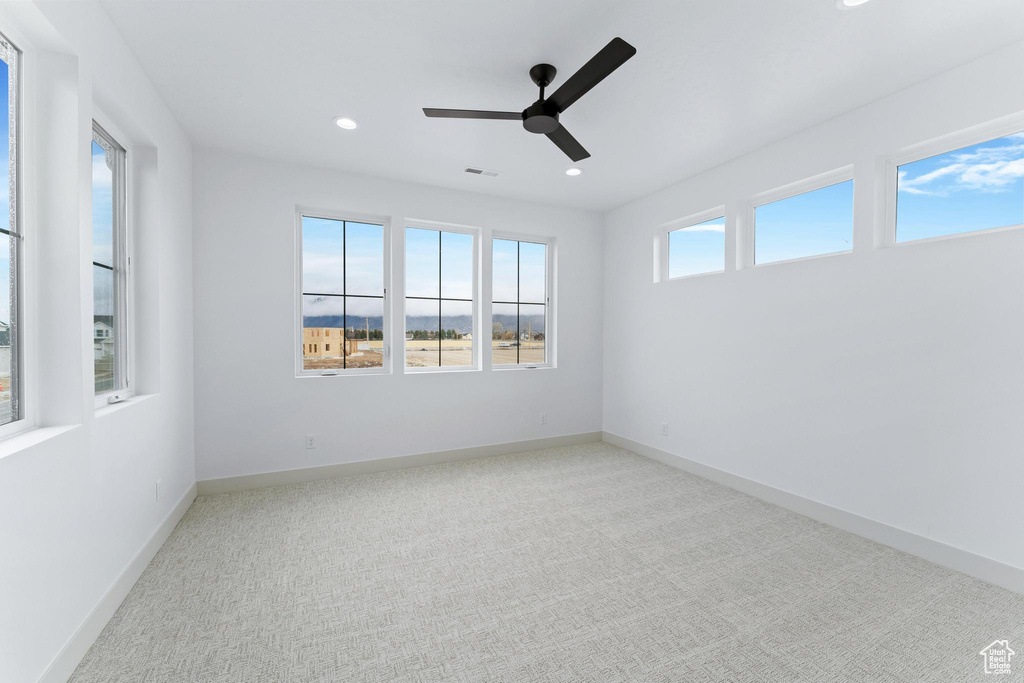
[38,482,198,683]
[603,432,1024,595]
[197,431,604,496]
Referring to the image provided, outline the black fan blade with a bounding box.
[547,37,636,113]
[546,124,590,162]
[423,108,521,120]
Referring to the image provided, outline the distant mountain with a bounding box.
[304,315,384,331]
[303,312,544,335]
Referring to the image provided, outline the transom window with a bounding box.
[0,32,19,426]
[755,178,853,264]
[92,122,128,396]
[896,131,1024,242]
[668,215,725,278]
[404,226,475,369]
[300,215,386,373]
[492,238,548,366]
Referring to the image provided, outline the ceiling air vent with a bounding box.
[464,167,499,177]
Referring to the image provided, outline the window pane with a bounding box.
[755,180,853,264]
[669,217,725,278]
[0,234,11,424]
[302,216,344,295]
[302,294,345,371]
[441,231,473,300]
[405,227,439,298]
[345,296,384,368]
[492,238,518,302]
[491,302,518,365]
[91,141,113,268]
[92,124,123,397]
[519,241,546,303]
[519,304,545,365]
[93,264,116,394]
[441,299,472,367]
[345,222,384,296]
[897,132,1024,242]
[405,297,439,368]
[0,43,15,425]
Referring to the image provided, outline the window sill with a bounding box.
[893,221,1024,248]
[0,424,80,461]
[752,248,852,269]
[95,392,156,418]
[492,364,554,371]
[296,367,391,379]
[404,366,481,375]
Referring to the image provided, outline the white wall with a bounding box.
[192,150,603,481]
[603,41,1024,571]
[0,3,195,681]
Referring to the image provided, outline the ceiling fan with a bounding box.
[423,37,636,163]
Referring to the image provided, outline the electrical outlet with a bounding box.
[660,422,668,436]
[540,413,548,425]
[155,478,162,502]
[305,434,317,449]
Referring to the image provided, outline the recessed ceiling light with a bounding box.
[836,0,870,7]
[565,168,583,176]
[333,117,358,130]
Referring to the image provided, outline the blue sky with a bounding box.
[669,216,724,278]
[0,58,9,325]
[756,180,853,264]
[405,227,473,325]
[302,217,385,324]
[897,133,1024,241]
[493,239,545,303]
[92,140,114,317]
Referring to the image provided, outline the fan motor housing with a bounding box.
[522,100,559,134]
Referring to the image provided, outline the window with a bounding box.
[896,131,1024,242]
[92,122,128,396]
[668,215,725,278]
[0,32,19,426]
[492,238,548,366]
[300,214,386,373]
[405,226,475,369]
[755,178,853,264]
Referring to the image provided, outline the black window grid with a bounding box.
[405,229,473,367]
[301,218,385,370]
[492,240,546,365]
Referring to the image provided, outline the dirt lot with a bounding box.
[303,351,383,370]
[303,341,545,370]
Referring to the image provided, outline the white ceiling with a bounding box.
[100,0,1024,211]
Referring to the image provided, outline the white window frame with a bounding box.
[91,119,131,408]
[660,206,726,282]
[294,207,391,378]
[745,165,854,268]
[0,29,25,438]
[402,219,480,374]
[883,112,1024,248]
[490,231,554,370]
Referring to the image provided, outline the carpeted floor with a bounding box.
[70,442,1024,682]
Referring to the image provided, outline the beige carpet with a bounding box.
[70,442,1024,682]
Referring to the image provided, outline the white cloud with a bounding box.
[900,139,1024,195]
[91,152,112,189]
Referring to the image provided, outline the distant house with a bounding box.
[0,321,9,374]
[463,332,472,341]
[94,319,115,360]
